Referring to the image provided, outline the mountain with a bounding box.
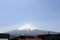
[6,24,59,37]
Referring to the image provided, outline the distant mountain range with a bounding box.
[6,24,59,37]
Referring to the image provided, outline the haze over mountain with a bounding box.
[6,24,59,37]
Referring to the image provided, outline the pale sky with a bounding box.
[0,0,60,33]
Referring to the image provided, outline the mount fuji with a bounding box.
[6,24,59,37]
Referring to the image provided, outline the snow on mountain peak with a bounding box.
[17,24,41,31]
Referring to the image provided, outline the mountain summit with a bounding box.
[17,24,40,31]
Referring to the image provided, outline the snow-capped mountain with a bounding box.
[6,24,59,37]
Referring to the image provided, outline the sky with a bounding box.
[0,0,60,32]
